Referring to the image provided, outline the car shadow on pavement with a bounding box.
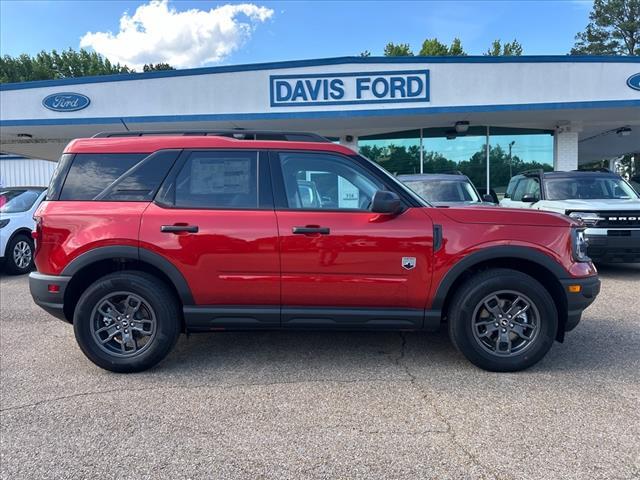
[156,312,638,377]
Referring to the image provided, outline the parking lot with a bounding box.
[0,265,638,480]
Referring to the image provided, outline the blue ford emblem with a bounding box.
[627,73,640,91]
[42,92,90,112]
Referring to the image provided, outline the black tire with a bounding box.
[73,271,181,373]
[448,268,557,372]
[4,234,35,275]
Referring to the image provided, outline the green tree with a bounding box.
[142,63,175,72]
[359,50,372,57]
[0,48,133,83]
[383,42,414,56]
[571,0,640,55]
[419,38,450,56]
[486,39,524,56]
[419,37,466,56]
[449,38,466,56]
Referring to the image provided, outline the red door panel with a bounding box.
[276,207,434,309]
[140,203,279,306]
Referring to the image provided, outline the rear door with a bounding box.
[140,149,280,328]
[271,150,433,329]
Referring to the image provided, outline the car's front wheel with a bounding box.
[448,268,558,372]
[73,271,181,373]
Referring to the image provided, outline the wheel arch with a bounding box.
[4,227,34,252]
[61,246,194,327]
[434,246,569,341]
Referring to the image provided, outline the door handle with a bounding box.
[161,224,199,233]
[292,226,330,235]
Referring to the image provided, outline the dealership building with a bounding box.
[1,55,639,192]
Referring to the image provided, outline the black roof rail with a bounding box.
[439,170,465,176]
[518,168,545,177]
[572,167,613,173]
[92,130,331,143]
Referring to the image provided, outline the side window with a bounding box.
[504,177,519,199]
[526,178,541,199]
[98,150,179,201]
[278,152,383,210]
[60,153,146,200]
[512,178,540,201]
[174,151,258,209]
[58,152,179,201]
[511,179,527,202]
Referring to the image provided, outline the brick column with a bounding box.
[553,127,580,172]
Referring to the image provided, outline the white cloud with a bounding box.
[80,0,274,69]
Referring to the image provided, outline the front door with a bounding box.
[272,150,433,329]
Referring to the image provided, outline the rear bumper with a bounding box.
[585,229,640,263]
[29,272,71,322]
[561,276,601,332]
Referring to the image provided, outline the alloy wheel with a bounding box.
[90,291,158,358]
[471,290,540,357]
[12,240,32,270]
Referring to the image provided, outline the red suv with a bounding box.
[29,131,600,373]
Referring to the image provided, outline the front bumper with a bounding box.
[29,272,71,322]
[560,276,601,332]
[585,228,640,263]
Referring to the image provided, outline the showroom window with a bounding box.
[359,126,553,198]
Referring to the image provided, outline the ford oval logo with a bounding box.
[42,92,90,112]
[627,73,640,91]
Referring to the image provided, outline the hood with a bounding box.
[440,205,577,227]
[432,201,496,207]
[541,198,640,211]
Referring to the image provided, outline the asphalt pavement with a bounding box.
[1,264,639,479]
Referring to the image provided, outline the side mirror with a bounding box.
[371,190,402,215]
[482,194,496,203]
[521,194,539,203]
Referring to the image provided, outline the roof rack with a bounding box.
[439,170,465,176]
[92,130,331,143]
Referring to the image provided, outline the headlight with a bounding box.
[572,228,590,262]
[0,218,9,229]
[568,211,601,226]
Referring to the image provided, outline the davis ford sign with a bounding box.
[270,70,429,107]
[42,92,90,112]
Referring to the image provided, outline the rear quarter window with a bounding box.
[59,152,178,201]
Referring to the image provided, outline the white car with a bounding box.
[0,187,47,274]
[501,170,640,263]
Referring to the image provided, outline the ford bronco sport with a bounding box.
[501,169,640,263]
[29,131,600,373]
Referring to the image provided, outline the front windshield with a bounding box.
[545,177,639,200]
[356,154,430,206]
[403,179,480,203]
[0,188,44,213]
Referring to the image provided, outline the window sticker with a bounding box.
[189,158,251,195]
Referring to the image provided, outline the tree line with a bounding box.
[0,48,174,83]
[361,38,523,57]
[359,143,553,190]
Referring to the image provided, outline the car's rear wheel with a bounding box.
[4,234,35,275]
[73,271,181,373]
[448,268,557,372]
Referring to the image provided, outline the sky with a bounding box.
[1,0,594,69]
